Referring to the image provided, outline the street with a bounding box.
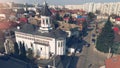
[77,29,107,68]
[68,26,108,68]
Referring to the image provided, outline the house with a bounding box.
[14,2,67,59]
[0,21,18,30]
[105,56,120,68]
[115,18,120,25]
[59,21,80,37]
[0,14,6,21]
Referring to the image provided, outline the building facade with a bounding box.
[14,2,67,59]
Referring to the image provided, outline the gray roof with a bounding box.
[14,23,67,39]
[41,2,52,16]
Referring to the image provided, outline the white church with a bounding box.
[14,2,67,59]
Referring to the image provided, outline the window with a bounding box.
[58,42,60,47]
[61,42,62,47]
[31,43,33,47]
[46,19,49,24]
[41,48,42,50]
[43,19,45,25]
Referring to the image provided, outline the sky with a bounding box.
[0,0,120,5]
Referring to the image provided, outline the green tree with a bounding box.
[96,17,114,53]
[88,12,96,20]
[112,42,120,54]
[55,12,62,21]
[82,21,88,37]
[14,42,19,56]
[68,16,73,24]
[20,42,26,58]
[27,48,34,60]
[53,20,59,29]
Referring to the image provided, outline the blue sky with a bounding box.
[0,0,119,5]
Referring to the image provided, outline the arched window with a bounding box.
[41,48,42,51]
[46,19,49,24]
[58,42,60,47]
[61,41,63,47]
[43,19,45,25]
[31,43,33,47]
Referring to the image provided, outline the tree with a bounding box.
[19,42,26,58]
[96,17,114,53]
[55,12,62,21]
[53,20,59,29]
[88,12,96,20]
[82,21,88,37]
[27,48,34,60]
[0,46,5,53]
[14,42,19,56]
[112,42,120,54]
[68,16,73,24]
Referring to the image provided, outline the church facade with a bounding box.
[14,2,67,59]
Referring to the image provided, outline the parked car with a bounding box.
[84,43,90,47]
[75,48,82,53]
[92,34,96,37]
[92,39,95,43]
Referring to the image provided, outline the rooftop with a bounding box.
[14,23,67,39]
[41,1,52,16]
[105,56,120,68]
[0,21,18,30]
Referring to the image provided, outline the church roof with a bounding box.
[41,2,52,16]
[14,23,67,39]
[35,28,67,38]
[19,23,37,34]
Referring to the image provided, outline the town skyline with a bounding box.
[0,0,120,5]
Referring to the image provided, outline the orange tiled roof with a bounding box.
[105,56,120,68]
[0,21,17,30]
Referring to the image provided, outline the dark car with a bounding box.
[92,34,96,37]
[92,39,95,42]
[75,48,82,53]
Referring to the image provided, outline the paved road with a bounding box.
[68,20,108,68]
[76,30,107,68]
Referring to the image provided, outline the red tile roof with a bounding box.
[19,18,28,23]
[105,56,120,68]
[113,27,119,33]
[64,17,69,21]
[0,21,18,30]
[115,18,120,21]
[0,9,14,15]
[50,9,57,13]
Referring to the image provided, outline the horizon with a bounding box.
[0,0,120,5]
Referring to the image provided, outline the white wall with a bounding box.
[15,31,66,59]
[15,32,34,50]
[56,39,66,55]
